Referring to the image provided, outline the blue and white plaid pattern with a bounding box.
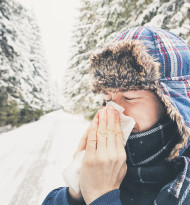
[116,26,190,155]
[154,156,190,204]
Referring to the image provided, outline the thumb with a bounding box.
[73,127,89,158]
[73,110,100,158]
[85,113,99,155]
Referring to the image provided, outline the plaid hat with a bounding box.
[90,26,190,160]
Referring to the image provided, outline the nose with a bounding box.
[109,92,124,107]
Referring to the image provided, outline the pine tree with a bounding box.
[0,0,52,126]
[62,0,190,119]
[63,0,102,119]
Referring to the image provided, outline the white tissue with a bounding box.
[106,101,136,144]
[63,150,85,194]
[63,101,136,193]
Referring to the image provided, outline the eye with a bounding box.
[124,97,134,100]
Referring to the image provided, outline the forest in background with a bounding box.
[0,0,59,129]
[63,0,190,120]
[0,0,189,129]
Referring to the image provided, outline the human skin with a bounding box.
[68,90,166,203]
[68,107,126,204]
[103,90,166,133]
[79,106,127,204]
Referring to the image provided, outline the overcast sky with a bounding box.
[19,0,80,83]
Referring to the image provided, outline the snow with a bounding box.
[184,3,190,9]
[63,0,190,120]
[0,110,90,205]
[0,0,59,111]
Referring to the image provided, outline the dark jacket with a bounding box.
[42,156,190,204]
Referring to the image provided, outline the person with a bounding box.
[42,26,190,205]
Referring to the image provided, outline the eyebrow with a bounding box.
[122,91,142,97]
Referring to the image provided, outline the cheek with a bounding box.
[123,102,161,132]
[123,103,146,118]
[123,103,145,126]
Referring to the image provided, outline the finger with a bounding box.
[96,132,107,154]
[97,107,107,134]
[107,106,117,153]
[115,111,125,149]
[107,105,115,132]
[74,111,99,158]
[86,114,98,155]
[73,128,89,158]
[97,108,107,153]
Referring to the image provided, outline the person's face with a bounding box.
[103,90,166,133]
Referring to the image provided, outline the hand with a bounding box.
[79,105,127,205]
[68,111,101,201]
[73,107,105,159]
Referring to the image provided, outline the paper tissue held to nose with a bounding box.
[63,101,136,193]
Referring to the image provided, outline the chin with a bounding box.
[131,123,140,133]
[131,125,149,134]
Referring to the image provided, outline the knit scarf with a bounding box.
[121,115,184,187]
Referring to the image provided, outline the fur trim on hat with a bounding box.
[90,40,161,93]
[90,39,190,161]
[154,84,190,160]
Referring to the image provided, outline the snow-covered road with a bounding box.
[0,110,90,205]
